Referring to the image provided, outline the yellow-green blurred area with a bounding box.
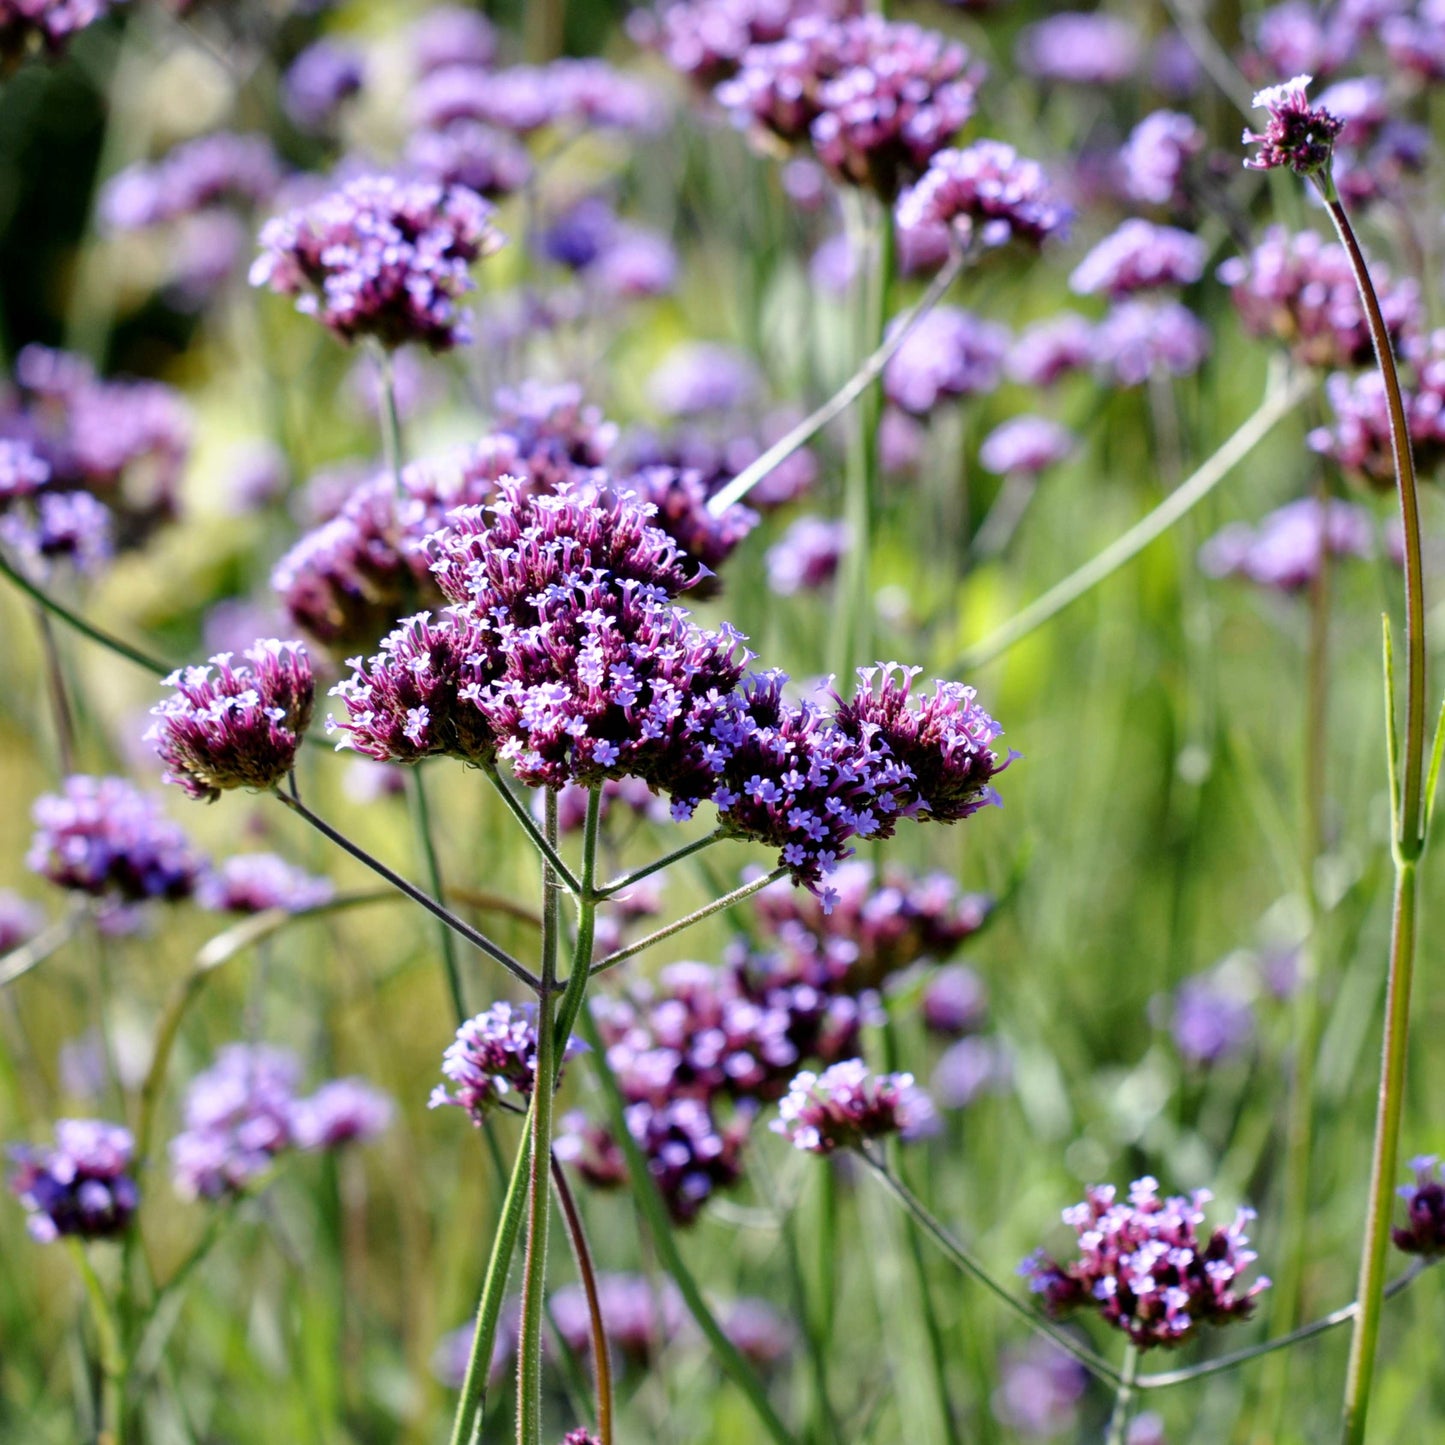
[2,1,1445,1442]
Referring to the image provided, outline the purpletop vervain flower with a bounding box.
[405,121,532,200]
[28,775,204,904]
[430,1002,581,1123]
[993,1339,1087,1437]
[1070,220,1207,298]
[550,1272,688,1367]
[100,133,281,231]
[723,1297,795,1368]
[1006,313,1096,389]
[147,640,314,801]
[766,515,849,597]
[882,307,1009,415]
[1015,12,1140,85]
[0,435,48,501]
[250,174,505,351]
[196,852,335,914]
[1091,299,1211,387]
[289,1078,393,1148]
[0,0,124,62]
[896,141,1069,252]
[1159,972,1256,1065]
[282,39,365,132]
[1120,111,1204,209]
[932,1035,1011,1108]
[411,6,497,75]
[1243,75,1345,178]
[8,1119,138,1242]
[979,417,1076,477]
[647,342,760,418]
[1382,2,1445,81]
[1021,1176,1271,1349]
[1393,1155,1445,1256]
[1199,497,1372,592]
[0,490,113,575]
[921,963,989,1036]
[773,1059,937,1153]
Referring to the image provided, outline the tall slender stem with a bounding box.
[34,607,77,776]
[1105,1345,1141,1445]
[484,767,582,895]
[377,347,405,496]
[70,1240,128,1445]
[517,791,562,1445]
[551,1156,613,1445]
[273,788,539,990]
[595,828,726,898]
[1319,183,1429,1445]
[407,769,467,1024]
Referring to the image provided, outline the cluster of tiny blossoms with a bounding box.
[1021,1177,1270,1349]
[429,1002,582,1123]
[8,1119,138,1243]
[251,175,506,351]
[1199,497,1373,593]
[0,0,121,61]
[773,1059,936,1154]
[1393,1156,1445,1257]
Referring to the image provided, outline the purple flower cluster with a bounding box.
[28,775,204,905]
[251,175,505,351]
[648,342,760,418]
[1090,299,1211,388]
[8,1119,138,1243]
[896,141,1069,252]
[766,515,849,597]
[1119,110,1204,209]
[406,120,532,201]
[773,1058,937,1154]
[147,640,314,802]
[1160,972,1256,1065]
[1015,11,1140,86]
[430,1001,581,1122]
[979,417,1076,477]
[0,0,122,60]
[101,133,280,231]
[411,6,497,75]
[883,307,1009,416]
[1218,226,1420,371]
[0,487,112,575]
[0,890,43,952]
[716,16,985,198]
[993,1340,1087,1437]
[1393,1156,1445,1257]
[1006,313,1096,389]
[1021,1177,1270,1349]
[282,39,365,132]
[1200,497,1373,593]
[554,1272,689,1367]
[1070,220,1206,299]
[170,1044,390,1199]
[196,853,334,914]
[1243,75,1345,178]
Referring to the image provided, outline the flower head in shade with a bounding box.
[328,609,501,766]
[1091,299,1210,387]
[147,640,314,801]
[28,775,204,904]
[774,1059,936,1153]
[0,890,43,952]
[1016,12,1140,85]
[289,1078,393,1149]
[1120,111,1204,209]
[1006,313,1096,389]
[883,307,1009,415]
[716,16,984,198]
[282,39,365,131]
[405,121,532,200]
[1070,220,1206,298]
[766,515,849,597]
[896,141,1069,252]
[1243,75,1345,177]
[8,1120,137,1243]
[1021,1177,1270,1349]
[430,1002,581,1123]
[100,132,281,231]
[1218,226,1420,371]
[250,175,505,351]
[1199,498,1372,593]
[979,417,1076,477]
[196,853,334,914]
[169,1045,300,1199]
[647,342,760,418]
[1393,1156,1445,1257]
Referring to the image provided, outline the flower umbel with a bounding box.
[1243,75,1344,178]
[1392,1156,1445,1257]
[772,1059,937,1154]
[8,1119,138,1243]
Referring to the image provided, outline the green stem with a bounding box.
[954,367,1312,671]
[273,788,539,990]
[377,346,405,496]
[517,791,563,1445]
[595,828,726,898]
[1317,184,1429,1445]
[551,1155,613,1445]
[407,769,467,1024]
[1105,1345,1140,1445]
[554,789,602,1053]
[69,1240,128,1445]
[448,1127,533,1445]
[587,866,788,976]
[35,606,77,776]
[576,1001,797,1445]
[484,767,582,895]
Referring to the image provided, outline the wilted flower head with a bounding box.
[289,1078,393,1149]
[28,775,204,904]
[250,174,505,351]
[774,1059,936,1153]
[1243,75,1345,178]
[883,307,1009,415]
[1016,11,1140,85]
[1070,220,1206,298]
[979,416,1076,477]
[1199,497,1372,592]
[1021,1176,1270,1349]
[766,515,849,596]
[196,853,334,914]
[1393,1156,1445,1257]
[8,1119,137,1243]
[897,141,1069,251]
[430,1002,580,1122]
[1120,111,1204,209]
[147,640,314,801]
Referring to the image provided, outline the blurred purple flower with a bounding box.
[411,6,497,76]
[101,133,280,230]
[724,1297,795,1367]
[1016,12,1140,85]
[1199,497,1372,592]
[8,1119,137,1243]
[0,890,43,952]
[883,306,1009,415]
[197,853,334,914]
[932,1034,1011,1107]
[897,140,1069,251]
[992,1339,1087,1437]
[1091,299,1210,387]
[281,39,365,131]
[0,489,112,575]
[1070,220,1206,298]
[405,120,532,199]
[1120,111,1204,209]
[920,963,988,1037]
[774,1058,937,1153]
[551,1272,689,1367]
[289,1077,393,1148]
[1006,313,1095,389]
[648,342,761,417]
[979,416,1075,477]
[1160,972,1256,1065]
[0,0,125,61]
[766,515,849,596]
[1393,1155,1445,1256]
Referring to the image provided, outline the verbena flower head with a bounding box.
[1382,3,1445,82]
[716,15,985,198]
[766,515,849,596]
[1070,219,1206,298]
[1016,11,1140,85]
[289,1078,393,1149]
[1120,110,1204,209]
[0,889,43,952]
[896,141,1069,252]
[411,6,498,75]
[430,1002,581,1122]
[647,342,759,418]
[1199,498,1372,592]
[1006,313,1096,388]
[8,1119,137,1242]
[1161,972,1256,1065]
[0,0,123,62]
[196,853,334,914]
[1243,75,1345,177]
[979,416,1076,477]
[994,1338,1088,1436]
[250,175,505,351]
[560,1432,601,1445]
[773,1058,937,1153]
[724,1297,795,1368]
[148,640,314,801]
[1218,225,1420,370]
[406,121,532,200]
[1021,1176,1271,1349]
[621,465,757,594]
[282,39,365,132]
[28,775,204,904]
[100,132,280,231]
[1091,299,1211,387]
[921,963,989,1036]
[169,1045,300,1200]
[1393,1156,1445,1257]
[0,490,113,575]
[883,307,1009,415]
[551,1272,689,1368]
[933,1034,1011,1107]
